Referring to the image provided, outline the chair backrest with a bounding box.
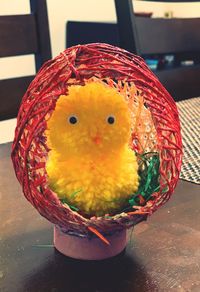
[114,0,200,100]
[0,0,51,121]
[67,21,120,48]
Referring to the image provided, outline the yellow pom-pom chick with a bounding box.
[46,81,139,217]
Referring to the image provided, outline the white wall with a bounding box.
[48,0,116,57]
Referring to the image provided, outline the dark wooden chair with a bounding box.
[0,0,52,121]
[114,0,200,100]
[67,21,120,48]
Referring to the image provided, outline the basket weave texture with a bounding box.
[11,43,182,236]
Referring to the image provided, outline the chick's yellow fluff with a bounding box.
[46,81,139,216]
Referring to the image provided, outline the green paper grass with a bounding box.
[129,152,160,207]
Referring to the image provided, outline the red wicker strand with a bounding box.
[11,43,182,236]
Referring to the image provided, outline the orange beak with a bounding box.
[92,136,101,145]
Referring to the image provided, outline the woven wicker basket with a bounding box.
[11,43,182,240]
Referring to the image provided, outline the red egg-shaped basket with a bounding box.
[11,43,182,237]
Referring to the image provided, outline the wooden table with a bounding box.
[0,143,199,292]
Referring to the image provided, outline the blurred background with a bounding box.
[1,0,200,143]
[1,0,200,78]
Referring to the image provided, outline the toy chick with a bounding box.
[46,80,139,216]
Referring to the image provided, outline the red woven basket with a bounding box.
[11,43,182,237]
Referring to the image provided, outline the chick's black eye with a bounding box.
[68,115,78,124]
[107,115,115,124]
